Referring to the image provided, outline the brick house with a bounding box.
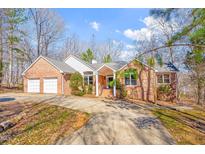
[22,54,178,102]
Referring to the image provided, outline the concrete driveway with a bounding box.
[0,93,175,144]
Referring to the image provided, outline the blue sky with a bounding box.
[54,9,150,45]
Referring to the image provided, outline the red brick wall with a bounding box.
[156,72,177,101]
[23,58,69,95]
[63,74,72,95]
[118,60,156,102]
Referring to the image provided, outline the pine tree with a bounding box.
[5,9,26,87]
[81,48,94,63]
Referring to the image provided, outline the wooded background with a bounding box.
[0,8,204,105]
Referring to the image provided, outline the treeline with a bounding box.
[0,9,65,88]
[0,8,123,88]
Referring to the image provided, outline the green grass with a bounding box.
[0,103,90,145]
[152,107,205,144]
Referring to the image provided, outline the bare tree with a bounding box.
[90,33,97,54]
[97,39,124,62]
[29,9,64,57]
[58,33,82,59]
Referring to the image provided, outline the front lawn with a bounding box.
[0,102,90,144]
[152,107,205,144]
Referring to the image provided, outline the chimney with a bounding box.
[91,59,97,64]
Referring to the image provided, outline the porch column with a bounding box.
[113,71,116,97]
[95,72,99,96]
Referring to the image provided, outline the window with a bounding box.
[157,74,170,83]
[157,74,163,83]
[125,72,137,86]
[164,74,170,83]
[84,75,93,85]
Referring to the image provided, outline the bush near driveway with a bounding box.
[70,72,85,96]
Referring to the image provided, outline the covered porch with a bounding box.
[95,64,117,97]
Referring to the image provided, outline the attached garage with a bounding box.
[27,79,40,93]
[22,56,76,95]
[43,78,58,94]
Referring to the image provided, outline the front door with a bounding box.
[106,76,113,88]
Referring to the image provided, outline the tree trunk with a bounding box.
[37,24,41,57]
[8,43,13,88]
[139,68,145,101]
[16,58,19,85]
[45,43,48,56]
[0,16,3,88]
[197,78,202,105]
[147,69,151,102]
[153,72,157,104]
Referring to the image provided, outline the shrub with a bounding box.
[108,79,121,89]
[108,79,127,98]
[71,90,85,96]
[82,84,93,94]
[119,84,127,98]
[157,84,172,101]
[87,85,93,94]
[157,85,172,94]
[70,72,84,96]
[70,72,83,90]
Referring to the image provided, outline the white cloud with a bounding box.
[115,29,120,33]
[112,40,123,46]
[112,40,118,45]
[123,28,152,41]
[89,21,100,31]
[119,50,135,61]
[142,16,156,27]
[126,44,135,49]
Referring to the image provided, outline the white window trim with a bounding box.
[125,73,137,86]
[84,75,93,85]
[157,74,171,84]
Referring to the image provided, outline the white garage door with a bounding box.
[28,79,40,93]
[43,78,58,94]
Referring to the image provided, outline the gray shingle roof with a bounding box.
[44,56,76,73]
[64,54,178,73]
[90,63,104,70]
[105,61,127,70]
[90,61,127,71]
[66,54,127,71]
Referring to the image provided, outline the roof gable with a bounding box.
[64,54,95,71]
[22,56,76,75]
